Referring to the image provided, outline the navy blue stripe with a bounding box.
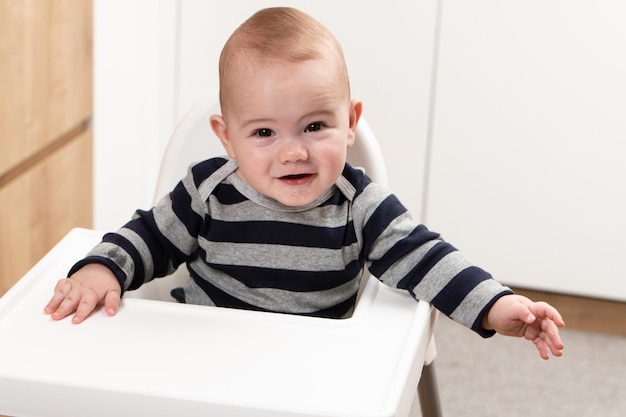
[471,290,513,337]
[170,182,205,236]
[319,187,350,207]
[429,266,493,316]
[368,224,442,277]
[213,183,248,205]
[208,259,363,291]
[394,242,457,291]
[126,214,188,277]
[190,158,228,189]
[361,194,408,256]
[208,220,356,249]
[341,163,371,200]
[98,231,146,291]
[187,272,358,319]
[68,256,127,293]
[190,273,266,312]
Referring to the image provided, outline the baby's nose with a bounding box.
[279,138,308,163]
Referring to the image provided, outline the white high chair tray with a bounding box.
[0,228,437,417]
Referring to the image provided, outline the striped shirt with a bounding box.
[70,157,511,336]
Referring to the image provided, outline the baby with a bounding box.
[45,7,564,360]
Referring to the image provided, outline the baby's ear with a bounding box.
[210,114,236,158]
[347,99,363,147]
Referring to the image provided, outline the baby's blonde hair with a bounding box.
[218,7,350,113]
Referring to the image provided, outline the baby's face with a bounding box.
[216,57,359,207]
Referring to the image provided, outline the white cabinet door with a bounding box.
[425,2,626,301]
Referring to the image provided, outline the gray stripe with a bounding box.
[152,193,198,257]
[116,227,154,284]
[412,251,472,301]
[176,276,216,306]
[197,159,239,201]
[87,242,135,291]
[376,239,441,288]
[450,279,511,328]
[367,211,418,261]
[181,172,209,219]
[209,198,351,228]
[199,238,361,272]
[351,182,390,229]
[335,174,357,200]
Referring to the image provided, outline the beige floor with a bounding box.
[419,314,626,417]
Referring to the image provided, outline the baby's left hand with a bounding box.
[483,294,566,360]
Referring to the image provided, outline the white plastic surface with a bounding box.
[0,228,437,417]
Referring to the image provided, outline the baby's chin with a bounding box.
[273,186,327,208]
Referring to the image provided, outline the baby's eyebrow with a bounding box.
[241,117,278,129]
[298,109,336,122]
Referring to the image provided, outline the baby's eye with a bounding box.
[305,122,323,132]
[255,128,274,137]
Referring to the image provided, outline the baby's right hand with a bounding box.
[44,263,122,324]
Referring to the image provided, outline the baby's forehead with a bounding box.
[225,37,341,68]
[221,73,349,126]
[222,51,349,94]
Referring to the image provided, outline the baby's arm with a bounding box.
[44,263,122,324]
[483,294,566,360]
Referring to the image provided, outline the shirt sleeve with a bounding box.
[67,160,223,293]
[356,184,513,337]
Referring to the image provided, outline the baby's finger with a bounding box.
[544,332,564,358]
[103,289,121,317]
[532,302,566,327]
[44,279,72,314]
[533,337,550,360]
[542,319,565,351]
[50,283,82,321]
[71,290,99,324]
[549,341,564,358]
[519,305,537,324]
[535,328,564,359]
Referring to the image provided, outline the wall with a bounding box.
[425,1,626,301]
[92,0,178,230]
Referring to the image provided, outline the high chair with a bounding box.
[0,93,441,417]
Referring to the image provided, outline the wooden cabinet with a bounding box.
[0,0,93,296]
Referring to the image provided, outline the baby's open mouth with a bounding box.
[281,174,310,180]
[279,173,313,185]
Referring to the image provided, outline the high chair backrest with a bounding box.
[153,92,388,202]
[129,92,388,301]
